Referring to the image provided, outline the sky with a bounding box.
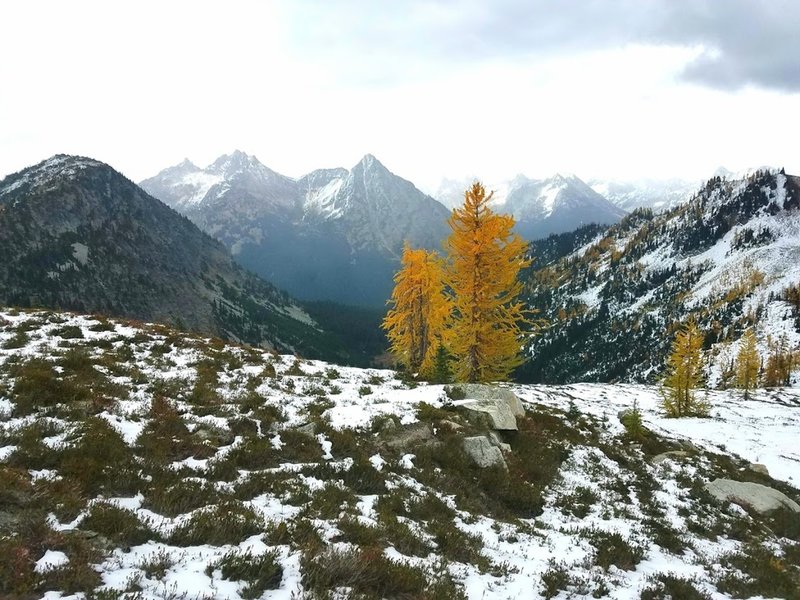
[1,0,798,193]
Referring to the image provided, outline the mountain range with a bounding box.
[0,155,350,360]
[141,152,450,307]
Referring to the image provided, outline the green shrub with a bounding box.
[717,544,800,600]
[621,401,647,442]
[135,396,198,462]
[80,502,158,547]
[302,547,463,599]
[60,417,140,496]
[209,549,283,598]
[540,561,571,599]
[9,357,90,415]
[54,324,84,339]
[640,574,711,600]
[588,530,644,571]
[135,548,175,580]
[169,501,264,546]
[2,328,29,349]
[143,477,223,517]
[306,483,357,520]
[336,515,383,547]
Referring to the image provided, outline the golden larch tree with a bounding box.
[763,334,794,387]
[445,182,531,382]
[734,328,760,399]
[382,243,450,378]
[662,319,708,417]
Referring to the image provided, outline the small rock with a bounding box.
[294,422,317,438]
[385,423,435,451]
[651,450,691,465]
[748,463,770,476]
[194,425,235,446]
[462,436,507,470]
[705,478,800,514]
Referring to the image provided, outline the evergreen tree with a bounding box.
[382,243,450,377]
[662,319,708,417]
[734,328,760,399]
[429,343,453,384]
[445,182,532,382]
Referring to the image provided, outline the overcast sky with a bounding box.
[1,0,798,192]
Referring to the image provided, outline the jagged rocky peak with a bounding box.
[208,149,262,174]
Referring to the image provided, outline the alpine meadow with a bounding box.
[1,2,800,599]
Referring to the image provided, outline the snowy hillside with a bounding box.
[522,169,800,384]
[1,309,799,599]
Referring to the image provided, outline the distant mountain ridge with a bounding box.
[141,152,451,306]
[435,173,626,240]
[589,177,699,213]
[0,154,349,359]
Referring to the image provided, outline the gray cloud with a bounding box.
[282,0,800,91]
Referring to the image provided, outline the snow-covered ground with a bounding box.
[1,309,799,600]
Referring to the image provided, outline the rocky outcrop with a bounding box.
[705,479,800,514]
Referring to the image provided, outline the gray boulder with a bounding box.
[455,384,525,415]
[705,478,800,514]
[462,436,507,470]
[456,385,525,431]
[748,463,770,476]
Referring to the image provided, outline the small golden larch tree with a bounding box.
[445,182,531,383]
[662,319,708,417]
[734,328,760,399]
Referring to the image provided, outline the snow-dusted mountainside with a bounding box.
[589,177,699,213]
[521,169,800,384]
[0,155,348,359]
[141,153,450,306]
